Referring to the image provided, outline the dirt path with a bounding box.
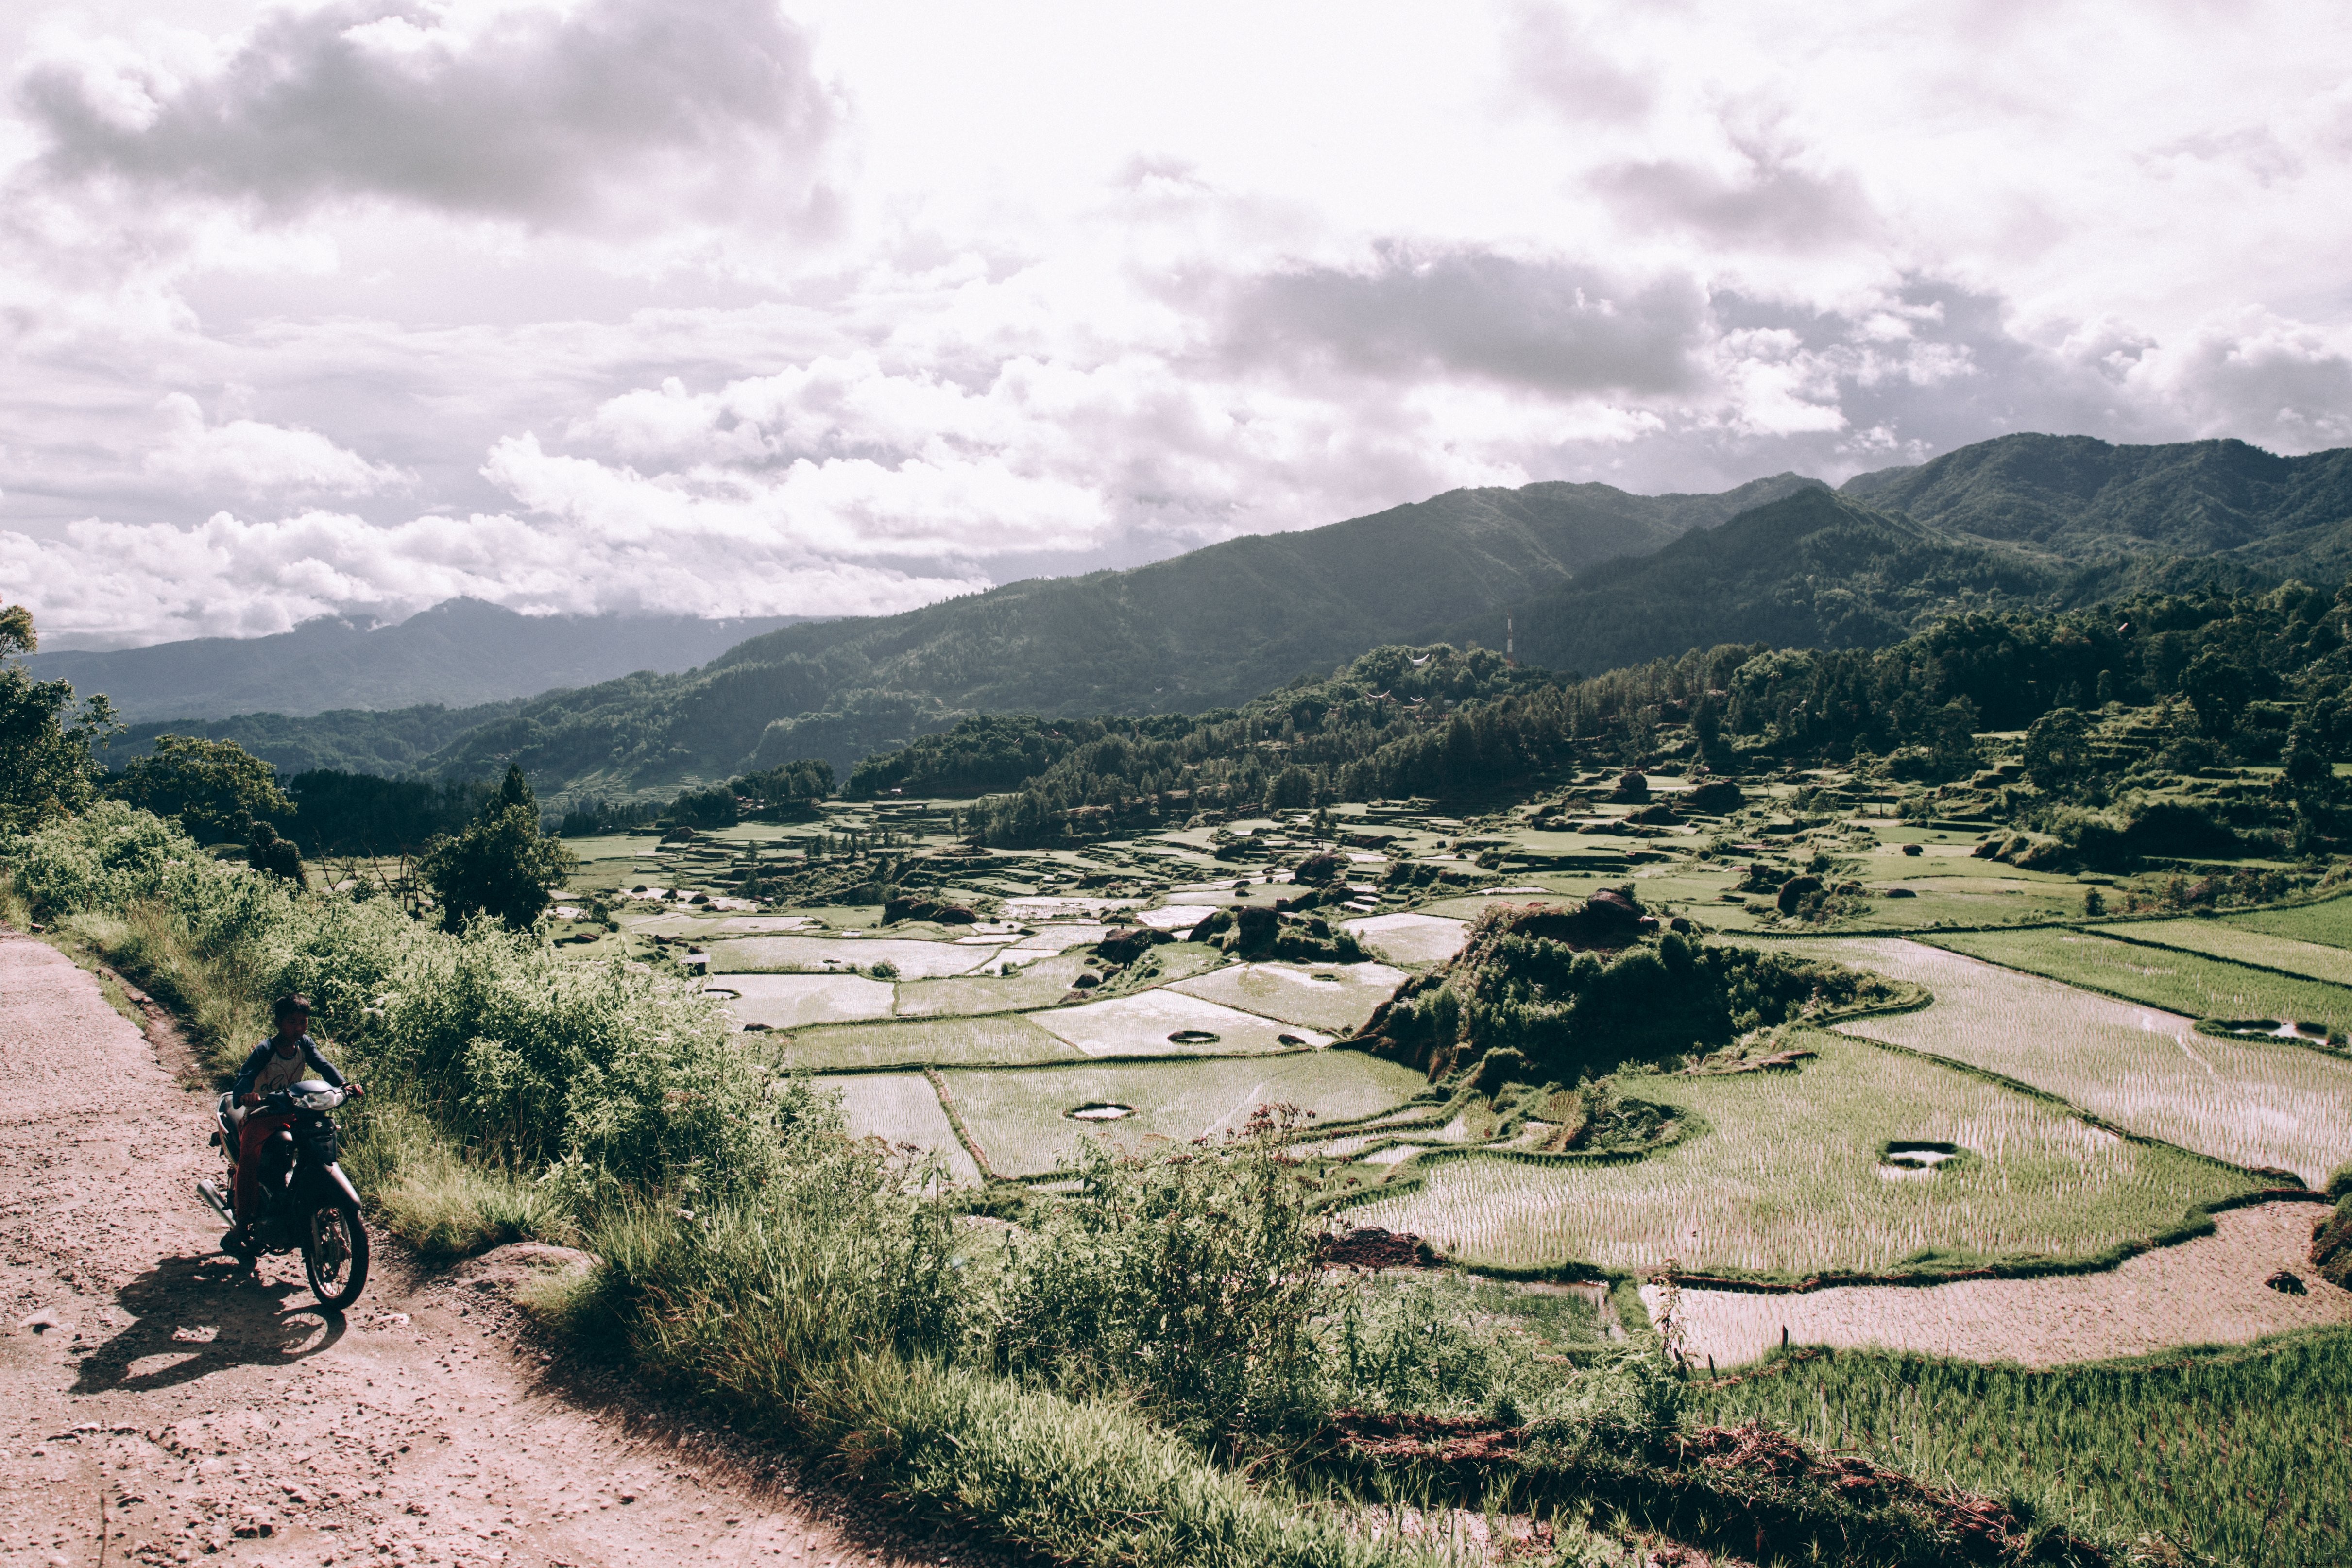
[0,930,990,1568]
[1646,1201,2352,1369]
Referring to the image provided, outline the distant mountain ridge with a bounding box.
[1841,434,2352,564]
[33,599,808,722]
[94,432,2352,796]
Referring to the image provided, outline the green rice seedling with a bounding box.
[2223,891,2352,951]
[1340,1031,2247,1277]
[2105,916,2352,986]
[1690,1329,2352,1568]
[830,1072,982,1183]
[1930,925,2352,1036]
[945,1055,1429,1178]
[1779,936,2352,1186]
[771,1014,1083,1073]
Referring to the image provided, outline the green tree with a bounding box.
[0,602,119,835]
[1925,697,1982,781]
[115,734,291,843]
[2021,707,2093,792]
[2180,652,2254,740]
[417,765,579,931]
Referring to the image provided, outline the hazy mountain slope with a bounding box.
[33,598,805,721]
[113,701,525,776]
[1841,433,2352,564]
[403,473,1823,786]
[1498,488,2069,675]
[703,473,1824,704]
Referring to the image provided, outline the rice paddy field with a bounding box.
[765,1013,1084,1073]
[1773,936,2352,1185]
[1927,925,2352,1036]
[1340,1031,2248,1277]
[1166,960,1408,1034]
[543,782,2352,1566]
[1692,1330,2352,1568]
[2096,916,2352,986]
[2222,890,2352,950]
[942,1052,1430,1178]
[832,1072,983,1184]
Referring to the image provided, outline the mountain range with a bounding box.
[85,433,2352,797]
[33,599,806,721]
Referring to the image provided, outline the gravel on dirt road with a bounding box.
[0,929,997,1568]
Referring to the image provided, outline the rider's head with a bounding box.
[272,993,312,1047]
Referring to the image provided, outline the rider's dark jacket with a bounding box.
[231,1035,347,1102]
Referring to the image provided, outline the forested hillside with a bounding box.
[1841,433,2352,569]
[916,580,2352,850]
[111,472,1818,789]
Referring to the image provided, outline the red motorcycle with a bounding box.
[198,1079,370,1309]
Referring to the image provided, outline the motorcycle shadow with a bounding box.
[72,1251,346,1396]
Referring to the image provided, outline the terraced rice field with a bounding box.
[2222,892,2352,950]
[1342,1031,2250,1276]
[2088,918,2352,986]
[1032,989,1330,1056]
[708,935,1003,977]
[892,954,1092,1016]
[767,1014,1082,1073]
[832,1072,982,1183]
[1167,961,1408,1034]
[1785,937,2352,1185]
[706,972,894,1028]
[1339,912,1469,965]
[943,1053,1428,1178]
[1929,926,2352,1034]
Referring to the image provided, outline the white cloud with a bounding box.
[144,392,408,496]
[0,504,986,645]
[17,0,839,233]
[0,0,2350,649]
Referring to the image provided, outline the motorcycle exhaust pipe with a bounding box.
[196,1180,233,1221]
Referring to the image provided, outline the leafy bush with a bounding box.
[992,1121,1328,1444]
[12,799,198,919]
[1364,901,1900,1079]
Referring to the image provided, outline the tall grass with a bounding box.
[549,1111,1434,1568]
[1691,1331,2352,1568]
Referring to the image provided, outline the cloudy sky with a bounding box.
[2,0,2348,647]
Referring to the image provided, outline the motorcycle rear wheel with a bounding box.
[303,1199,369,1310]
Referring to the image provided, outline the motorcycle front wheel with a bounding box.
[303,1199,369,1310]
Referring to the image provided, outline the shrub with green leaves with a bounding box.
[991,1118,1329,1444]
[1364,900,1900,1079]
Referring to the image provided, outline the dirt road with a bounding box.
[0,930,984,1568]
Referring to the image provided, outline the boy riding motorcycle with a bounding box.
[223,994,360,1254]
